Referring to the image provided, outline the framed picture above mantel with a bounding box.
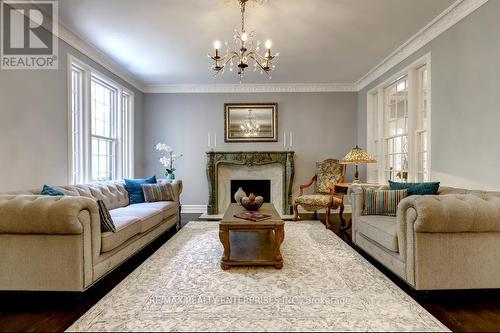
[224,103,278,142]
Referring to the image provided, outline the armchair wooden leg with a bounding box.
[325,206,331,229]
[312,211,318,220]
[293,204,300,221]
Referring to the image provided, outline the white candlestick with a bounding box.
[283,131,287,148]
[289,131,293,148]
[208,132,211,148]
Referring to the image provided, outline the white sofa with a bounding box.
[350,185,500,290]
[0,180,182,291]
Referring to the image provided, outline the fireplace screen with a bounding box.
[230,180,271,203]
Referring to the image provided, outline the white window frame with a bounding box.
[366,53,431,184]
[68,55,134,184]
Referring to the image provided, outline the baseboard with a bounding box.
[181,205,207,214]
[182,205,352,215]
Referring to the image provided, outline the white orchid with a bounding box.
[155,143,173,152]
[156,143,182,178]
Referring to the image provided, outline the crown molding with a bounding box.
[56,23,146,92]
[143,83,357,93]
[36,0,488,94]
[30,2,146,91]
[355,0,489,91]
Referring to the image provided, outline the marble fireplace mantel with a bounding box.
[206,151,295,215]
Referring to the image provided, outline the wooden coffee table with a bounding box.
[219,203,285,270]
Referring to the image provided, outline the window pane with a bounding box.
[91,137,114,182]
[91,79,115,140]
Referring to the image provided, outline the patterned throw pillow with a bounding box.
[97,200,116,232]
[142,183,175,202]
[363,188,408,216]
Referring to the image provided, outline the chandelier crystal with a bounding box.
[240,109,260,137]
[208,0,279,81]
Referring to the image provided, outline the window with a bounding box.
[367,54,431,184]
[69,56,134,184]
[385,76,409,182]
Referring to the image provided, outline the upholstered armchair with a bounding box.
[293,159,346,229]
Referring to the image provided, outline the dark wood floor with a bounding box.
[0,213,498,332]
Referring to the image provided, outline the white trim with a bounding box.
[366,53,431,184]
[144,83,357,94]
[40,0,489,93]
[182,205,208,214]
[356,0,488,90]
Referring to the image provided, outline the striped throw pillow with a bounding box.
[142,183,175,202]
[363,188,408,216]
[97,200,116,232]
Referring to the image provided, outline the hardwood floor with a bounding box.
[0,213,498,332]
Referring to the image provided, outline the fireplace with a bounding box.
[230,180,271,203]
[206,151,295,215]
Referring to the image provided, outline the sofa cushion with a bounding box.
[41,185,65,196]
[110,206,163,233]
[363,188,408,216]
[124,176,157,204]
[389,181,440,195]
[129,201,178,220]
[101,216,141,252]
[142,183,175,202]
[357,215,399,252]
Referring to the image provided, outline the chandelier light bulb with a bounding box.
[265,40,272,49]
[213,40,221,50]
[241,32,248,42]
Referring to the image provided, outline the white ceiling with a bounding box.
[59,0,456,86]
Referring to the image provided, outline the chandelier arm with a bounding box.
[247,51,274,62]
[248,54,272,75]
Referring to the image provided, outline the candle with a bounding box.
[208,132,211,148]
[289,131,293,148]
[283,131,287,148]
[214,132,217,147]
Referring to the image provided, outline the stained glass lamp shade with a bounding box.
[341,145,377,182]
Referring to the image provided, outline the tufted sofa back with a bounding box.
[6,181,129,210]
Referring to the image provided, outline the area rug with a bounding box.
[68,222,449,332]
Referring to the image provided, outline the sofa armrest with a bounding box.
[348,185,365,217]
[398,194,500,233]
[0,195,99,234]
[170,179,183,203]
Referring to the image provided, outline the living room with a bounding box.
[0,0,499,332]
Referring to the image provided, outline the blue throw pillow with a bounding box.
[41,185,65,196]
[125,176,157,204]
[388,181,440,195]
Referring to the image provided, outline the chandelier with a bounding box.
[241,109,260,137]
[208,0,279,81]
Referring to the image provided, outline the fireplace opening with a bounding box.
[230,180,271,203]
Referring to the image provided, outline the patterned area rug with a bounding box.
[68,222,449,332]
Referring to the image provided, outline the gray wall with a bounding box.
[357,0,500,190]
[0,40,145,192]
[144,92,358,205]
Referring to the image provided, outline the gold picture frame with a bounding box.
[224,103,278,142]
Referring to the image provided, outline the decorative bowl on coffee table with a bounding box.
[240,194,264,211]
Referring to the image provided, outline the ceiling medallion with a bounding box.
[209,0,279,82]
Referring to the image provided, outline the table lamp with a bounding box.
[341,145,377,183]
